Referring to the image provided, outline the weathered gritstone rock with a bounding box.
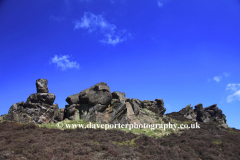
[65,82,113,121]
[141,99,166,118]
[53,108,65,122]
[110,102,127,124]
[125,102,141,125]
[3,79,63,124]
[130,98,142,116]
[112,91,127,103]
[179,104,197,121]
[66,93,81,105]
[36,79,49,93]
[79,82,112,106]
[178,103,228,127]
[155,99,166,117]
[4,79,229,129]
[3,101,25,122]
[65,83,166,125]
[25,93,56,106]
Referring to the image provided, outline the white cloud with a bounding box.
[213,76,221,82]
[74,12,116,33]
[157,0,169,7]
[226,83,240,92]
[223,72,230,77]
[74,12,130,45]
[50,55,80,71]
[226,83,240,103]
[157,1,163,7]
[100,34,124,46]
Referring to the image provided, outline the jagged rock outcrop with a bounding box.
[53,108,65,122]
[4,79,229,129]
[36,79,49,93]
[65,83,166,125]
[65,82,112,121]
[178,104,197,121]
[3,79,64,124]
[178,103,228,128]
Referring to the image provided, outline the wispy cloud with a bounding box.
[223,72,230,77]
[157,0,169,7]
[74,12,116,33]
[211,72,229,82]
[49,15,65,22]
[100,34,124,45]
[157,0,163,7]
[226,83,240,103]
[50,55,80,71]
[213,76,221,82]
[74,12,130,45]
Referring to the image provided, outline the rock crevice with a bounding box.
[3,79,227,127]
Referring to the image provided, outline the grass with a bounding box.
[1,113,240,160]
[212,140,222,145]
[112,136,140,147]
[139,108,157,117]
[0,112,192,139]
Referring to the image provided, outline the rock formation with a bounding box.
[177,103,228,128]
[3,79,64,124]
[2,79,228,128]
[36,79,49,93]
[64,83,166,125]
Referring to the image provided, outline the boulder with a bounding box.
[3,101,25,121]
[141,99,166,117]
[63,82,167,125]
[177,103,227,126]
[179,104,192,115]
[53,108,65,121]
[155,99,166,117]
[4,79,60,124]
[178,104,197,121]
[201,104,227,124]
[112,91,127,103]
[36,79,49,93]
[194,103,203,112]
[65,82,112,121]
[66,93,81,105]
[78,82,112,106]
[125,102,141,125]
[25,93,56,106]
[65,104,81,120]
[130,98,142,116]
[110,102,127,124]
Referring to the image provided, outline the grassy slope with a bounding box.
[1,110,240,160]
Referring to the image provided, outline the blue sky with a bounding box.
[1,0,240,129]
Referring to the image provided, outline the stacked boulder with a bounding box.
[3,79,64,124]
[65,82,166,125]
[2,79,229,128]
[178,103,228,128]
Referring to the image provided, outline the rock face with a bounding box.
[65,82,112,121]
[178,103,227,127]
[65,83,166,125]
[3,79,228,128]
[3,79,65,124]
[36,79,49,93]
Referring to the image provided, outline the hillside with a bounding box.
[0,79,239,159]
[0,115,239,160]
